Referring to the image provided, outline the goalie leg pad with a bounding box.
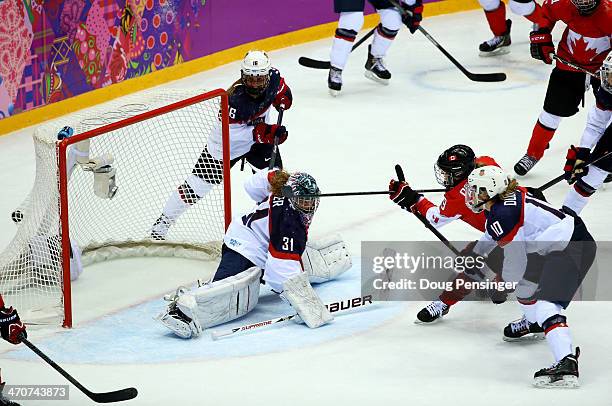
[190,266,261,328]
[302,234,352,284]
[281,272,333,328]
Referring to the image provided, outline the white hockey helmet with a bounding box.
[601,52,612,94]
[465,165,511,213]
[241,50,272,97]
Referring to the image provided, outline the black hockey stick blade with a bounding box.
[20,335,138,403]
[298,57,331,70]
[465,71,507,82]
[395,164,405,182]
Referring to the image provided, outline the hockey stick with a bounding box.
[387,0,506,82]
[394,165,462,256]
[211,295,373,340]
[537,150,612,192]
[298,27,376,69]
[269,107,285,170]
[281,187,446,198]
[551,54,599,79]
[18,334,138,403]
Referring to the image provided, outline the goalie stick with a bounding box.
[211,295,374,340]
[298,27,376,69]
[281,187,446,198]
[19,334,138,404]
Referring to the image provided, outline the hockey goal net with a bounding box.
[0,88,231,327]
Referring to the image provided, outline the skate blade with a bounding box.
[328,88,340,97]
[503,332,545,342]
[478,46,511,57]
[533,375,579,388]
[414,316,444,325]
[364,70,390,85]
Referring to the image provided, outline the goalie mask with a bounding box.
[465,166,511,213]
[241,50,272,98]
[570,0,600,14]
[601,53,612,94]
[286,172,320,224]
[434,144,476,188]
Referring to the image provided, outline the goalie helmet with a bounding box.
[465,165,511,213]
[434,144,476,188]
[601,53,612,94]
[241,50,272,98]
[286,172,320,224]
[570,0,600,15]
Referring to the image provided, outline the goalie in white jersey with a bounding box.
[157,169,351,338]
[466,166,596,388]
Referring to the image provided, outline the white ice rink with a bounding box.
[1,9,611,406]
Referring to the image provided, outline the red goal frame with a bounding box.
[56,89,231,328]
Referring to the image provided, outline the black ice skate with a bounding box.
[514,154,539,176]
[364,45,391,85]
[503,316,545,342]
[533,347,580,388]
[0,382,20,406]
[479,19,512,57]
[328,67,343,97]
[415,300,449,324]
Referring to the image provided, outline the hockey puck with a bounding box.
[11,209,23,223]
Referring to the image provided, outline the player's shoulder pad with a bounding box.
[486,190,524,243]
[595,87,612,111]
[268,196,307,259]
[475,156,499,168]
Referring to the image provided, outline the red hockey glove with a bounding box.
[401,0,424,34]
[564,145,590,184]
[253,123,288,145]
[0,306,27,345]
[389,180,422,211]
[273,78,292,111]
[530,28,554,64]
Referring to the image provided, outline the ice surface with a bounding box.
[0,9,610,406]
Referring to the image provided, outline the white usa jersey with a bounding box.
[475,189,575,284]
[224,170,307,292]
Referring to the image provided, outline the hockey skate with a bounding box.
[364,45,391,85]
[328,67,343,97]
[415,300,449,324]
[533,347,580,388]
[503,316,545,342]
[514,154,539,176]
[479,19,512,57]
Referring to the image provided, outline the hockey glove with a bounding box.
[564,145,590,184]
[253,123,288,145]
[389,180,422,211]
[529,28,554,64]
[401,0,424,34]
[0,306,26,345]
[273,78,293,111]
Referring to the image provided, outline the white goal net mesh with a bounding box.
[0,89,228,326]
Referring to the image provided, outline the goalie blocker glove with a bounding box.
[253,123,288,144]
[530,28,555,64]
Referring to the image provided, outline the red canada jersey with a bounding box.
[540,0,611,73]
[414,156,499,232]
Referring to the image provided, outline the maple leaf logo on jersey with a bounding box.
[566,30,610,63]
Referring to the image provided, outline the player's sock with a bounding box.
[562,167,608,214]
[545,322,573,362]
[528,113,562,159]
[523,2,544,26]
[438,273,474,306]
[330,28,357,71]
[370,23,397,61]
[484,3,508,36]
[151,174,213,240]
